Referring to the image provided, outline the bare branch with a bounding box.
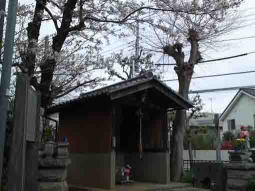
[41,4,59,31]
[48,0,62,10]
[53,79,98,99]
[82,5,241,25]
[109,70,127,81]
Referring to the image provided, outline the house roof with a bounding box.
[219,88,255,121]
[48,72,193,113]
[241,88,255,97]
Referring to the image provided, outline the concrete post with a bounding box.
[0,0,18,186]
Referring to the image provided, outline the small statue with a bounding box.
[240,126,250,151]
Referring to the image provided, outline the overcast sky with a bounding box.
[18,0,255,114]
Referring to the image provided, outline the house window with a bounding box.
[227,119,236,130]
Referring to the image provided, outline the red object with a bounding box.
[240,126,246,130]
[221,141,234,150]
[240,130,249,138]
[124,168,131,176]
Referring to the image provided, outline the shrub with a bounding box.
[247,176,255,191]
[181,171,193,183]
[250,136,255,148]
[191,134,215,150]
[223,131,235,141]
[184,127,216,150]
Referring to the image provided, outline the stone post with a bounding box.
[38,142,71,191]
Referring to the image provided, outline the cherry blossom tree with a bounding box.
[14,0,147,108]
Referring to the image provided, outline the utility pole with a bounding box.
[214,114,221,161]
[209,97,213,113]
[132,13,140,78]
[134,16,140,73]
[0,0,18,186]
[0,0,6,62]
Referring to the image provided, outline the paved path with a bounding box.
[70,182,209,191]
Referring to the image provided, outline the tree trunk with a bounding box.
[170,64,193,181]
[24,0,47,76]
[39,58,56,108]
[186,119,193,162]
[171,109,186,181]
[188,129,194,171]
[37,0,78,108]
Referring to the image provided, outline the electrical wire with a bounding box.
[156,51,255,66]
[163,70,255,82]
[214,35,255,42]
[189,85,255,94]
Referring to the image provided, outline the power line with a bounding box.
[156,51,255,66]
[214,35,255,42]
[199,52,252,63]
[189,85,255,94]
[163,70,255,82]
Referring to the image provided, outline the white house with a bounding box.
[189,112,221,127]
[219,88,255,134]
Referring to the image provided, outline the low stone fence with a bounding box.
[225,163,255,191]
[188,157,255,190]
[39,142,71,191]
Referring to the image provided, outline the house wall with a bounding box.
[183,150,230,161]
[222,95,255,134]
[59,109,112,153]
[58,100,114,189]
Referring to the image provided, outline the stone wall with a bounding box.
[225,163,255,191]
[39,142,71,191]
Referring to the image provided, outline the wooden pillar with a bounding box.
[111,102,118,150]
[163,110,169,152]
[110,102,117,188]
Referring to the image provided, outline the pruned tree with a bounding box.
[141,0,243,181]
